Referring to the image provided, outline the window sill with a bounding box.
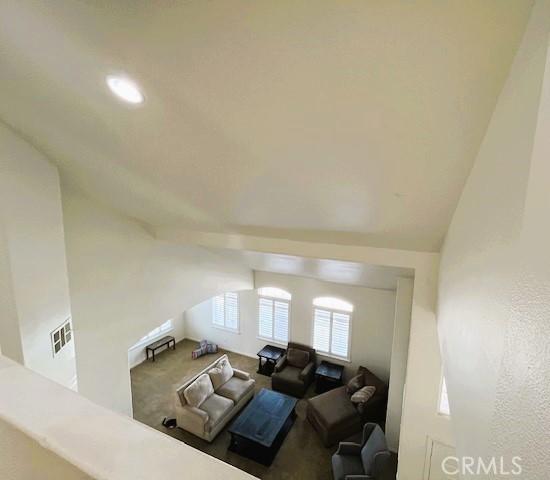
[257,336,288,347]
[212,324,240,334]
[316,351,351,363]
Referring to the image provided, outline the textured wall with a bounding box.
[438,1,550,476]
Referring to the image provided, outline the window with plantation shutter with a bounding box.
[312,297,353,360]
[257,287,291,344]
[212,292,239,332]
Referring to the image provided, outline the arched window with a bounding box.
[312,297,353,360]
[258,287,291,343]
[257,287,292,300]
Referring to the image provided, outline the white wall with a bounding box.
[438,1,550,477]
[185,270,396,382]
[62,186,253,416]
[0,122,76,389]
[127,313,185,369]
[385,276,413,452]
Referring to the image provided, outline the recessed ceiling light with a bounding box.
[106,75,144,104]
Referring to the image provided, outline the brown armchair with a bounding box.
[306,366,388,447]
[271,342,316,397]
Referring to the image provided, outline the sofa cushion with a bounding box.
[208,357,234,390]
[184,373,214,408]
[287,348,310,368]
[346,373,365,395]
[273,364,302,386]
[308,385,360,431]
[199,393,234,432]
[216,376,255,403]
[351,385,376,404]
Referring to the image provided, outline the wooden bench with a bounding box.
[146,335,176,362]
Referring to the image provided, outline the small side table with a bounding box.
[257,345,286,376]
[315,360,344,393]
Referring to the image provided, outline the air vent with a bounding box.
[51,318,73,356]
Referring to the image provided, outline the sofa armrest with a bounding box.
[336,441,362,456]
[274,355,287,372]
[176,404,209,435]
[233,368,251,381]
[299,361,315,381]
[358,393,387,424]
[371,451,391,478]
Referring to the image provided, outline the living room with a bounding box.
[4,2,547,479]
[129,254,413,479]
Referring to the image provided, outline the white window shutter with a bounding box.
[313,308,331,353]
[273,300,289,342]
[225,292,239,330]
[331,312,350,358]
[213,295,224,326]
[259,297,273,338]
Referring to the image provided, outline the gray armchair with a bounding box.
[331,423,390,480]
[271,342,316,397]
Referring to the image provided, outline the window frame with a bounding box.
[212,292,240,333]
[257,288,291,346]
[438,373,451,416]
[311,304,353,362]
[132,319,174,349]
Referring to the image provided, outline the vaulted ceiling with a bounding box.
[0,0,533,251]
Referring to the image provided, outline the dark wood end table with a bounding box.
[315,360,345,393]
[145,335,176,362]
[257,345,286,376]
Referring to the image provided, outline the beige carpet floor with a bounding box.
[130,339,397,479]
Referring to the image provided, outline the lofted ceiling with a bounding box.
[0,0,533,252]
[213,249,413,290]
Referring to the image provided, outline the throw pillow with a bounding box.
[184,373,214,408]
[359,366,387,395]
[208,357,234,390]
[351,385,376,404]
[287,348,310,368]
[346,373,365,395]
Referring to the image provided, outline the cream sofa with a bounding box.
[175,354,255,442]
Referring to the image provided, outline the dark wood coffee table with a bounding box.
[228,388,297,465]
[315,360,344,393]
[257,344,286,376]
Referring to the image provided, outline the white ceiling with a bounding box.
[214,249,413,290]
[0,1,532,252]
